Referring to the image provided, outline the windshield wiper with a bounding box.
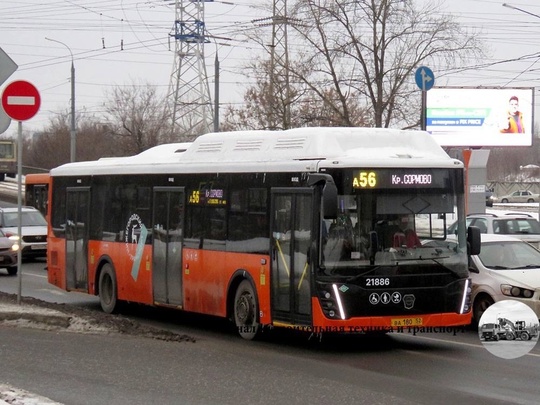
[512,264,540,269]
[346,266,382,283]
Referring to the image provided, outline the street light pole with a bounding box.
[502,3,540,20]
[45,37,76,162]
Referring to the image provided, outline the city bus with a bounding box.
[47,128,480,339]
[25,173,50,219]
[0,139,17,180]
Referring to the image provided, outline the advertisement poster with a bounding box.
[426,87,534,147]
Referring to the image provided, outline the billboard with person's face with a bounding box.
[425,87,534,147]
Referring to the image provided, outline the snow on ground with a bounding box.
[0,384,61,405]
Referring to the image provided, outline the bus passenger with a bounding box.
[393,216,421,248]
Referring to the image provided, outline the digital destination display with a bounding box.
[352,169,450,189]
[189,188,227,206]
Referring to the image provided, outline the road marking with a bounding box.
[22,272,47,279]
[398,333,540,358]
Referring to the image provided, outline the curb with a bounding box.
[0,311,71,328]
[0,304,71,328]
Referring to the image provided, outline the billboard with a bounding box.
[425,87,534,147]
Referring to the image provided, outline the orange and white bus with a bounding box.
[47,128,479,339]
[25,173,50,218]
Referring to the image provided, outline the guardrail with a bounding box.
[0,176,23,204]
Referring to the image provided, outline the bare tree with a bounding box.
[291,0,484,128]
[227,0,483,130]
[23,112,126,170]
[222,55,372,131]
[24,114,71,170]
[104,81,174,154]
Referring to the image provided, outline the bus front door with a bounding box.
[152,187,184,306]
[271,190,314,326]
[65,187,90,291]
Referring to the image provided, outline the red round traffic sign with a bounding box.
[1,80,41,121]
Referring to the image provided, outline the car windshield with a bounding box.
[3,211,47,227]
[478,240,540,270]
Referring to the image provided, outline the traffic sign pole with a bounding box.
[421,90,427,131]
[17,121,22,304]
[1,80,40,305]
[414,66,435,131]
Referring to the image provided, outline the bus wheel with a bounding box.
[234,280,260,340]
[99,264,118,314]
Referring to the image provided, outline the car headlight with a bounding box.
[501,284,534,298]
[8,235,20,252]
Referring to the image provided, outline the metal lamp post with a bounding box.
[45,37,76,162]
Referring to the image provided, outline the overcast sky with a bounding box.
[1,0,540,138]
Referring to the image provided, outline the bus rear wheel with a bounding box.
[99,263,118,314]
[233,280,260,340]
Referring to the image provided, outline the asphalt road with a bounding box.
[1,196,540,404]
[1,261,540,405]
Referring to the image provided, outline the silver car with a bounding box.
[469,234,540,323]
[0,228,18,275]
[448,213,540,249]
[427,234,540,323]
[0,207,47,258]
[497,190,540,204]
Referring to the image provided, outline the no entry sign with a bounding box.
[1,80,40,121]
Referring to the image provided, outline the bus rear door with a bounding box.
[152,187,184,306]
[65,187,90,290]
[271,189,314,326]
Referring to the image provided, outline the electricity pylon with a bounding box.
[270,0,291,129]
[167,0,214,139]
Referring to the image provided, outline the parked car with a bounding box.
[485,189,495,207]
[448,213,540,249]
[0,228,18,275]
[497,190,540,204]
[425,234,540,323]
[0,207,47,258]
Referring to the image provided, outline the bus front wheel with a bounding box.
[99,263,118,314]
[233,280,260,340]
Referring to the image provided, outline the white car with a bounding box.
[497,190,540,204]
[469,234,540,323]
[448,213,540,249]
[425,233,540,323]
[0,207,47,258]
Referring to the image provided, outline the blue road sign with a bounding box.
[415,66,435,91]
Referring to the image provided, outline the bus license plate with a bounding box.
[391,317,423,327]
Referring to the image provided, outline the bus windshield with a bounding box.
[321,189,464,276]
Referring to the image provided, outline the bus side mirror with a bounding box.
[308,174,337,219]
[322,181,337,219]
[467,226,481,256]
